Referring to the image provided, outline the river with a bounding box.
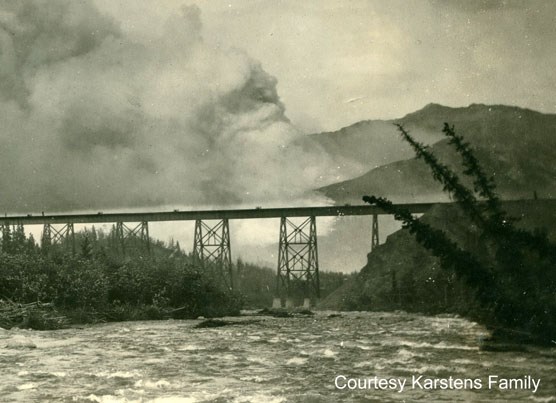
[1,311,554,402]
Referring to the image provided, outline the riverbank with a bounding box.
[0,299,241,331]
[1,302,317,331]
[5,300,553,352]
[319,200,556,347]
[0,246,246,331]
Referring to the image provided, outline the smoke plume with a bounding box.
[0,0,337,213]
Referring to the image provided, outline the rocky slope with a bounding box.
[319,199,556,315]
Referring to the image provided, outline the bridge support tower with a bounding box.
[115,221,151,257]
[371,213,379,251]
[193,219,233,290]
[274,216,320,308]
[42,223,75,254]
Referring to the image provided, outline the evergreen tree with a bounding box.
[363,123,556,344]
[80,235,94,260]
[1,224,12,253]
[26,233,37,253]
[12,224,26,253]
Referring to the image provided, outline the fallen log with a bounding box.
[0,299,69,330]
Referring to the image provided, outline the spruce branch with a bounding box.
[395,124,487,227]
[441,123,505,222]
[362,195,495,301]
[363,123,556,343]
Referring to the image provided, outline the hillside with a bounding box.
[304,118,445,177]
[317,104,556,204]
[319,199,556,315]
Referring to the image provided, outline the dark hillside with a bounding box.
[320,199,556,318]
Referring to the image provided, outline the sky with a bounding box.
[1,0,555,212]
[1,0,555,270]
[94,0,556,133]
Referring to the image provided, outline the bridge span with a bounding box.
[0,203,436,225]
[0,199,550,308]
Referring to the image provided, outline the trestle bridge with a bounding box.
[0,200,546,307]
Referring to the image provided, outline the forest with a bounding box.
[0,224,349,330]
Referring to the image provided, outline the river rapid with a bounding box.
[0,311,554,402]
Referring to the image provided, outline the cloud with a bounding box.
[0,0,338,213]
[186,0,556,133]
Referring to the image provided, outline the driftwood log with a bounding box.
[0,299,69,330]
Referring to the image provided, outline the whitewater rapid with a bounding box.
[1,311,554,402]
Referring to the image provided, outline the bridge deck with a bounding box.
[0,199,551,225]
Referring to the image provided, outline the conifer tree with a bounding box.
[1,224,12,253]
[80,235,94,260]
[26,233,37,254]
[363,123,556,343]
[12,224,26,253]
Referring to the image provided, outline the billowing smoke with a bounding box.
[0,0,338,213]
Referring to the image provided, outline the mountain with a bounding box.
[316,103,556,204]
[298,103,556,274]
[305,117,445,177]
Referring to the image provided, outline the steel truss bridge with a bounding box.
[0,200,550,308]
